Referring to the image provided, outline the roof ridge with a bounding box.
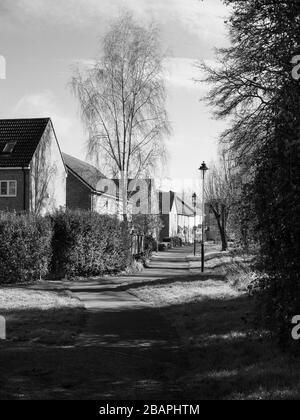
[62,152,106,174]
[62,152,108,191]
[0,117,50,121]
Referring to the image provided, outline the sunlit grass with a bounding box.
[0,288,85,345]
[132,279,240,307]
[0,288,82,311]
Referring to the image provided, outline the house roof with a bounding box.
[159,191,194,216]
[175,196,194,216]
[0,118,50,167]
[63,153,107,192]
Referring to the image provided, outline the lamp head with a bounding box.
[199,161,209,173]
[192,193,197,208]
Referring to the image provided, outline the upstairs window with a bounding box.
[1,142,17,154]
[0,181,17,197]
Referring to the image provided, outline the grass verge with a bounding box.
[131,274,300,400]
[0,288,85,346]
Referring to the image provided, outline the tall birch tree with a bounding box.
[71,13,170,221]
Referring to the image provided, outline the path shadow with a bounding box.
[0,296,187,400]
[1,280,298,400]
[68,274,225,294]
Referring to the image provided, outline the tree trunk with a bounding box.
[221,204,228,251]
[120,171,128,225]
[213,209,228,252]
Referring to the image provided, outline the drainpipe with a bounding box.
[91,192,94,212]
[22,167,27,212]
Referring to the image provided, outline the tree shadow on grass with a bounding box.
[0,300,187,400]
[2,307,86,345]
[1,287,299,400]
[158,295,300,400]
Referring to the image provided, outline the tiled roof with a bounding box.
[175,196,194,216]
[0,118,50,168]
[63,153,107,191]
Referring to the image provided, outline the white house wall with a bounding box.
[29,122,66,215]
[92,194,119,217]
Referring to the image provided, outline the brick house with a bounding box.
[63,153,122,216]
[0,118,67,214]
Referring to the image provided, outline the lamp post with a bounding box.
[192,193,197,256]
[199,162,209,272]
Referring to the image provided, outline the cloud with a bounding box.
[165,57,205,90]
[0,0,228,42]
[128,0,229,41]
[13,90,86,157]
[0,0,119,28]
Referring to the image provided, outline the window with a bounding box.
[2,142,17,154]
[0,181,17,197]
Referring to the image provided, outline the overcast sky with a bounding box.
[0,0,229,184]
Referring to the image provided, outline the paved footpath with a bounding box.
[66,247,196,399]
[7,246,222,399]
[3,247,199,399]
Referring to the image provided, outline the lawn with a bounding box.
[0,288,86,346]
[131,278,300,400]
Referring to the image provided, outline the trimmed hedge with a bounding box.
[49,210,131,278]
[0,212,52,284]
[0,210,132,284]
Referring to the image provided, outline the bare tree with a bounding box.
[71,13,170,221]
[205,154,236,251]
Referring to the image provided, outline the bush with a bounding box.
[50,210,131,278]
[171,236,183,248]
[144,235,158,257]
[163,237,183,248]
[0,212,52,284]
[158,243,168,252]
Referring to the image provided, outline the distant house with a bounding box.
[159,191,201,242]
[63,153,121,216]
[0,118,67,214]
[121,178,159,216]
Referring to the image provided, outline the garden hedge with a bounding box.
[50,210,131,278]
[0,212,52,284]
[0,210,132,284]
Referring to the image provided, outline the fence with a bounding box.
[131,233,145,256]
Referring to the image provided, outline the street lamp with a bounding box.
[192,193,197,256]
[199,161,209,272]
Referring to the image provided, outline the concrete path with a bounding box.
[4,245,222,399]
[32,245,224,294]
[64,247,196,399]
[0,245,235,400]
